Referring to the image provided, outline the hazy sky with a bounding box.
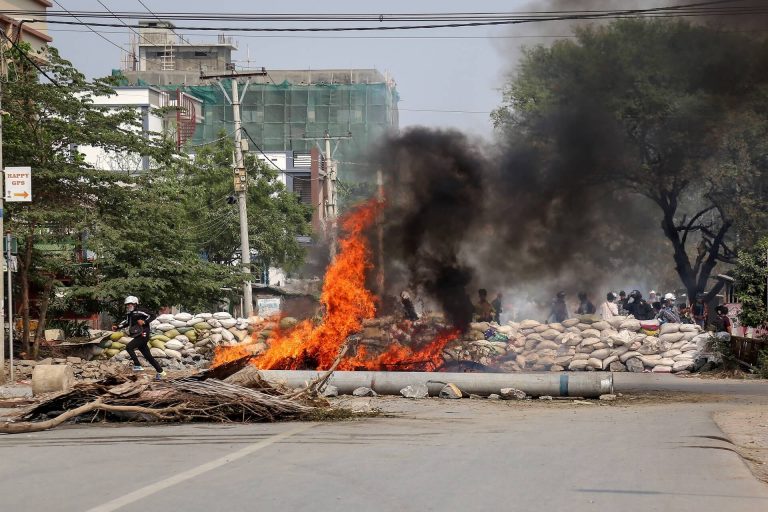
[45,0,585,139]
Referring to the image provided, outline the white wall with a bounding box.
[78,88,168,173]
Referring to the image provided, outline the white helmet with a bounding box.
[124,296,139,305]
[664,293,676,301]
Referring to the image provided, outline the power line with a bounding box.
[136,0,189,45]
[95,0,153,47]
[11,1,766,33]
[51,0,128,55]
[0,28,62,88]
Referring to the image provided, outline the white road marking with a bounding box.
[84,422,315,512]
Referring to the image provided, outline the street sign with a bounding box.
[2,255,17,273]
[4,166,32,202]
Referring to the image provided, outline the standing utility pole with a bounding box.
[0,62,5,384]
[302,131,351,259]
[201,67,266,317]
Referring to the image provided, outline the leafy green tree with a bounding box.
[493,19,768,302]
[2,45,175,356]
[732,236,768,329]
[180,135,310,277]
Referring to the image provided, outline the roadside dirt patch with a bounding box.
[713,409,768,484]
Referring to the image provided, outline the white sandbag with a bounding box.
[548,323,565,333]
[660,323,680,335]
[572,353,590,361]
[661,349,682,358]
[581,328,601,339]
[221,329,234,342]
[156,314,175,323]
[680,343,699,352]
[150,347,167,358]
[608,316,629,329]
[652,365,673,373]
[682,331,697,342]
[196,313,213,320]
[174,312,193,322]
[213,312,233,320]
[587,358,603,369]
[534,324,550,334]
[569,360,588,370]
[187,318,205,327]
[118,336,133,345]
[591,321,610,331]
[640,355,662,367]
[156,323,175,332]
[164,348,182,360]
[659,332,685,343]
[657,358,676,366]
[219,318,238,329]
[619,319,641,332]
[170,320,187,328]
[672,360,694,372]
[559,333,582,346]
[610,331,635,347]
[164,340,184,351]
[679,324,699,333]
[612,345,630,357]
[540,329,561,341]
[673,353,695,362]
[602,355,619,369]
[207,319,221,328]
[519,319,540,329]
[590,348,611,360]
[561,318,580,328]
[555,355,574,366]
[581,337,601,347]
[536,340,559,351]
[210,333,223,344]
[619,350,641,363]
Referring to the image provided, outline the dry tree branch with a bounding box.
[0,399,187,434]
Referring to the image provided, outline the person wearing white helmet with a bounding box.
[115,296,165,379]
[657,293,680,324]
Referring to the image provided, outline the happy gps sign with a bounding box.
[4,167,32,202]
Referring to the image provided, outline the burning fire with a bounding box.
[213,199,459,371]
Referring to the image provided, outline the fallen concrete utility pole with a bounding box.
[258,370,613,398]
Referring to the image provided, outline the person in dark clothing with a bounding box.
[618,290,629,314]
[711,305,732,334]
[547,291,569,323]
[491,293,503,324]
[115,296,165,379]
[400,291,419,321]
[626,290,655,320]
[576,292,596,315]
[692,293,709,328]
[475,288,495,322]
[678,304,693,324]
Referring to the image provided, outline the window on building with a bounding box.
[292,175,312,206]
[194,51,209,57]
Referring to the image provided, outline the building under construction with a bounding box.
[117,20,400,157]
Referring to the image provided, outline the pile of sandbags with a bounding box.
[96,311,275,369]
[442,315,707,373]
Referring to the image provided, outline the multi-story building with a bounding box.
[0,0,52,55]
[78,86,203,173]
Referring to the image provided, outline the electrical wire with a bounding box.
[96,0,154,48]
[7,1,765,33]
[136,0,189,45]
[0,28,62,88]
[51,0,128,54]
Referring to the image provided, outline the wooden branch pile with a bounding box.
[0,357,325,434]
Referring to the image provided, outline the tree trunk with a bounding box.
[32,277,54,359]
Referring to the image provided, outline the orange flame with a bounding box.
[212,199,459,371]
[252,200,380,370]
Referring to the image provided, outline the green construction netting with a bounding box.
[111,71,399,171]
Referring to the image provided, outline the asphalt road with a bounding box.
[1,383,767,512]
